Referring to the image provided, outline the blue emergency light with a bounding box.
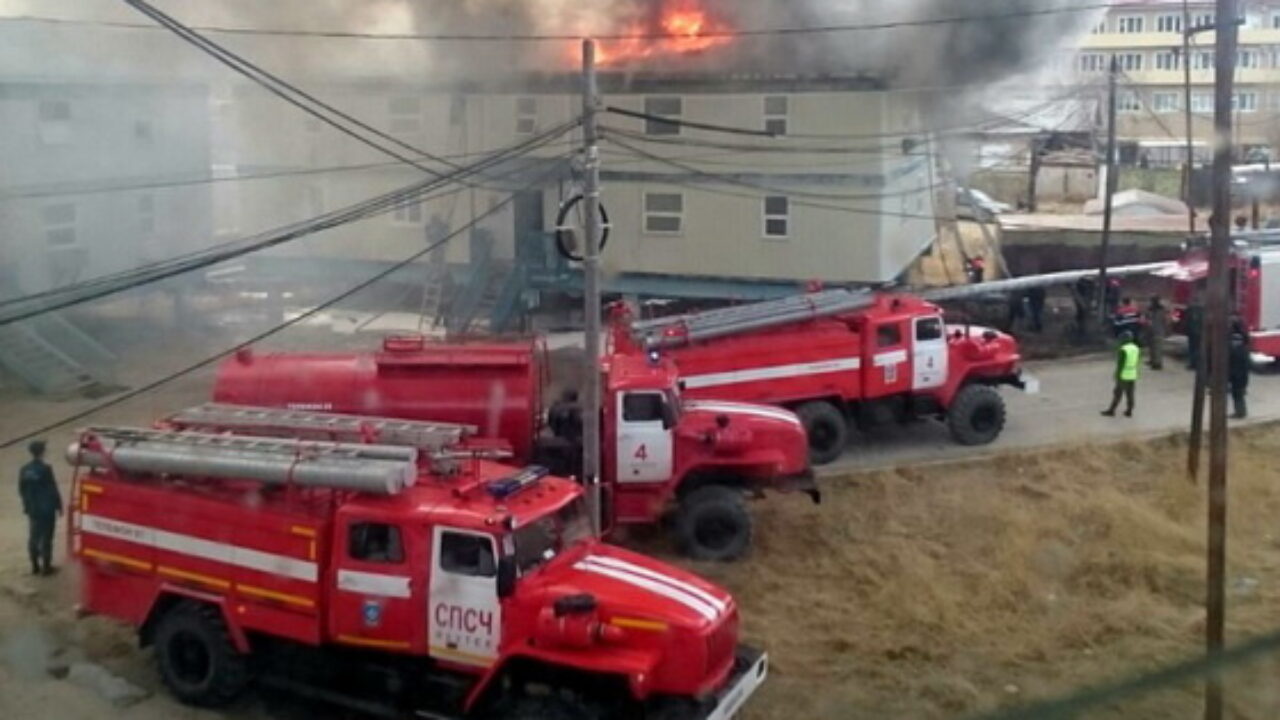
[486,466,550,499]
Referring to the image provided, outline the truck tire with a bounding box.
[675,485,753,562]
[947,384,1006,446]
[154,601,249,707]
[796,401,847,466]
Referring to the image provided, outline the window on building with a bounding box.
[763,95,788,136]
[763,196,789,238]
[1119,53,1144,72]
[1118,91,1143,114]
[37,99,72,145]
[1274,13,1280,29]
[1194,52,1215,70]
[1239,50,1261,68]
[515,96,537,135]
[393,201,424,225]
[644,97,682,136]
[43,203,77,247]
[1155,52,1181,71]
[1234,92,1259,112]
[1078,53,1107,73]
[134,120,154,143]
[1117,16,1144,33]
[1156,14,1183,33]
[138,194,155,234]
[440,532,496,577]
[388,96,422,135]
[1090,19,1107,34]
[1194,13,1214,30]
[1152,92,1181,113]
[643,192,683,234]
[349,522,404,563]
[1191,93,1214,113]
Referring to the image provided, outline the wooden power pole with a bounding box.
[1204,0,1238,718]
[1097,55,1119,325]
[580,39,604,536]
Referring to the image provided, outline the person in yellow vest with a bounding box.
[1101,331,1140,418]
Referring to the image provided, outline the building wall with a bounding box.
[1067,0,1280,161]
[0,81,213,300]
[215,81,937,289]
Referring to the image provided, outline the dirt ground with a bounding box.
[3,364,1280,719]
[684,428,1280,720]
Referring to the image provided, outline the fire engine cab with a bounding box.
[68,404,766,719]
[1162,231,1280,360]
[611,289,1029,465]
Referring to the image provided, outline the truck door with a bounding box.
[332,517,419,651]
[615,391,675,483]
[867,319,911,397]
[911,316,947,391]
[428,526,501,668]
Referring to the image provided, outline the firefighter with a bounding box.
[1027,286,1047,333]
[548,388,583,443]
[1111,297,1142,339]
[18,440,62,576]
[1101,331,1140,418]
[966,255,986,284]
[1229,321,1251,419]
[1145,296,1167,370]
[1186,299,1205,371]
[1072,276,1095,341]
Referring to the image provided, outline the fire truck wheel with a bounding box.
[948,384,1007,446]
[154,601,249,707]
[795,401,848,466]
[675,485,753,562]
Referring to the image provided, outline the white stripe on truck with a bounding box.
[681,357,862,390]
[574,557,721,621]
[80,513,318,582]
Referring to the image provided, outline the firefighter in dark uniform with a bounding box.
[1229,321,1251,419]
[19,440,62,576]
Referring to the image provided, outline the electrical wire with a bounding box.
[0,162,570,451]
[124,0,474,184]
[0,138,582,203]
[0,122,579,322]
[7,4,1120,42]
[605,134,946,203]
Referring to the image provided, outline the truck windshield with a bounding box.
[512,497,593,573]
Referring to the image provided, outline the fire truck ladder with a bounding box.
[631,288,876,350]
[71,425,420,495]
[166,403,477,453]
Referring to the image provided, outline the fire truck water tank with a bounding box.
[213,336,544,461]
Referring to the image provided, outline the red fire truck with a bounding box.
[611,289,1030,465]
[1161,232,1280,360]
[68,405,767,719]
[213,338,815,561]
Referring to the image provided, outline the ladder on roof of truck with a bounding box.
[167,403,477,453]
[73,425,421,495]
[630,289,876,350]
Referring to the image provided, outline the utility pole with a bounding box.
[1097,55,1119,326]
[1182,0,1197,233]
[1204,1,1238,718]
[580,39,604,537]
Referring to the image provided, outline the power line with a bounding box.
[0,163,569,452]
[0,122,578,322]
[0,138,582,203]
[6,4,1119,42]
[124,0,468,183]
[605,134,946,203]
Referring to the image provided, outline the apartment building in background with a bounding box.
[1068,0,1280,166]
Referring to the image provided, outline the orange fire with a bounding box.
[592,2,732,67]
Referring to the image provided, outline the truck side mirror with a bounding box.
[497,556,517,599]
